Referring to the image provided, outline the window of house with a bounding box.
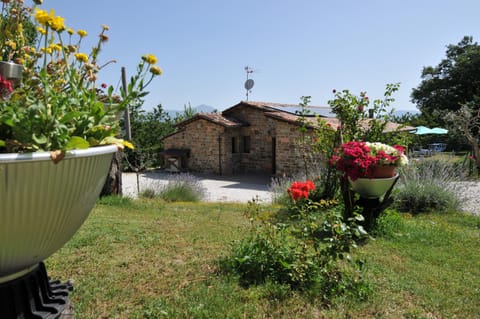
[231,137,238,153]
[243,136,251,153]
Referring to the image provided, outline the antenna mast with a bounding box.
[244,66,255,101]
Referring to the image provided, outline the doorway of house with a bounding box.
[271,137,276,175]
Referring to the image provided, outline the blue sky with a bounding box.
[35,0,480,112]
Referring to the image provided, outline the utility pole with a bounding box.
[122,66,132,140]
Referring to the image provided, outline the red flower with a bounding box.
[329,141,377,181]
[288,180,316,201]
[0,75,13,98]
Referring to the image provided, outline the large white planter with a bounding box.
[349,174,399,199]
[0,145,117,281]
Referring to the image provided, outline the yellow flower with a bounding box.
[35,8,51,26]
[41,47,53,55]
[67,28,74,35]
[77,29,87,37]
[37,27,47,35]
[48,15,65,32]
[149,65,162,76]
[49,43,62,52]
[5,40,16,49]
[102,24,110,31]
[74,53,89,63]
[35,9,65,32]
[142,54,158,65]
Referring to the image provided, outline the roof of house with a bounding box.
[169,101,413,134]
[175,112,246,128]
[223,101,332,117]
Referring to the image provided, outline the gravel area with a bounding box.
[122,171,480,215]
[122,171,273,203]
[453,181,480,216]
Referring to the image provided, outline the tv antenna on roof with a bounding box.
[244,66,255,101]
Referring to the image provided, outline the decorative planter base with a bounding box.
[0,145,117,279]
[349,174,399,199]
[0,262,72,318]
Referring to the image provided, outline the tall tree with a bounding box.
[124,103,175,170]
[411,36,480,126]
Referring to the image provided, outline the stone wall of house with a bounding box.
[274,120,305,175]
[274,121,324,176]
[225,106,277,174]
[163,104,325,176]
[163,119,226,174]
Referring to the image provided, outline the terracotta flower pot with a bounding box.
[0,145,117,282]
[371,165,396,178]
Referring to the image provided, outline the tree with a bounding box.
[173,102,197,124]
[124,103,175,171]
[411,36,480,126]
[445,103,480,171]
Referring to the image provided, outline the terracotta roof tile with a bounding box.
[175,112,246,128]
[173,101,413,134]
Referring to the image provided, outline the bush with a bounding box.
[139,188,157,199]
[395,158,462,213]
[222,224,321,289]
[158,173,206,202]
[371,210,405,238]
[221,200,369,301]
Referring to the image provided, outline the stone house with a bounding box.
[161,101,409,176]
[162,101,339,176]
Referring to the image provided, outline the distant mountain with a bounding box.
[196,104,216,113]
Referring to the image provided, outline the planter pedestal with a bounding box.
[0,145,117,318]
[342,174,400,231]
[0,262,73,318]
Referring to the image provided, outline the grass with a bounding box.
[46,198,480,318]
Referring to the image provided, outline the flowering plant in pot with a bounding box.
[0,0,161,290]
[0,0,162,156]
[329,141,408,181]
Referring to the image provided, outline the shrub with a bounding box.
[371,210,405,238]
[221,200,369,301]
[139,188,157,199]
[158,173,206,202]
[222,224,321,289]
[395,158,463,213]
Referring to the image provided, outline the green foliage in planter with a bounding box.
[0,1,162,153]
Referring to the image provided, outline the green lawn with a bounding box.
[46,197,480,318]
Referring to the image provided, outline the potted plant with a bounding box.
[329,141,408,198]
[0,0,161,302]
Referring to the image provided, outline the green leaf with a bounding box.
[32,133,47,144]
[66,136,90,149]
